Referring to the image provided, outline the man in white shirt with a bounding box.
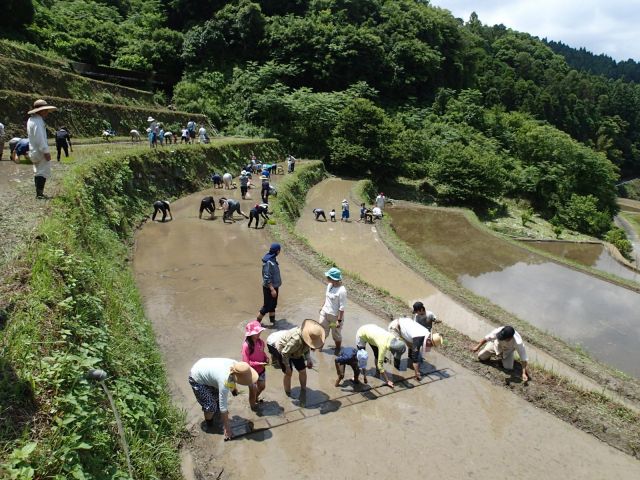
[375,192,386,210]
[388,317,442,380]
[472,326,530,381]
[189,358,258,440]
[198,126,207,143]
[27,99,56,199]
[372,206,383,220]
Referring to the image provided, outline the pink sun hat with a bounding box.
[245,320,265,337]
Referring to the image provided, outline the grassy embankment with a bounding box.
[0,56,155,107]
[1,90,209,139]
[0,139,282,478]
[268,164,640,459]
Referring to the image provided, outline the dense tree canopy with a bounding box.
[4,0,637,236]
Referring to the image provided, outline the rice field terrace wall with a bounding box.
[0,139,282,479]
[0,89,209,138]
[0,56,155,107]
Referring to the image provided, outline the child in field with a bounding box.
[330,209,336,222]
[335,347,368,387]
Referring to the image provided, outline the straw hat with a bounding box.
[230,362,258,385]
[147,116,155,122]
[28,99,57,115]
[245,320,265,337]
[430,333,443,347]
[301,319,325,350]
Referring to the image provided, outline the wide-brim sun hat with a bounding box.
[301,319,326,350]
[325,267,342,281]
[28,99,57,115]
[430,333,443,347]
[231,361,259,385]
[245,320,265,337]
[147,116,155,122]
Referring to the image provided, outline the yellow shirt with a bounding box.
[356,324,393,371]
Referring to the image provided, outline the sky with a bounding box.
[431,0,640,62]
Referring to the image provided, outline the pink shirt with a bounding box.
[241,338,268,374]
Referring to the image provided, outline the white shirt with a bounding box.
[375,195,386,209]
[190,358,235,412]
[27,115,49,162]
[267,329,288,348]
[485,327,528,362]
[181,128,188,136]
[0,122,5,136]
[372,207,382,216]
[321,284,347,316]
[389,317,430,342]
[198,127,206,136]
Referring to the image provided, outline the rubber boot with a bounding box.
[35,176,47,199]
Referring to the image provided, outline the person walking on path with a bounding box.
[318,267,347,354]
[266,320,325,395]
[242,321,269,410]
[472,326,530,382]
[152,200,172,222]
[356,324,406,388]
[412,301,441,331]
[313,208,327,221]
[55,127,72,161]
[334,346,368,387]
[388,317,443,380]
[199,196,216,219]
[219,197,248,223]
[248,203,270,228]
[341,199,350,222]
[27,99,56,199]
[257,243,281,325]
[0,121,5,161]
[188,358,258,441]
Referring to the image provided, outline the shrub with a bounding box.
[604,227,633,259]
[555,194,612,236]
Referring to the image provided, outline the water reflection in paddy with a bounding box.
[390,206,640,378]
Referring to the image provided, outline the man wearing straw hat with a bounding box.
[388,317,443,381]
[356,324,406,388]
[472,326,530,382]
[27,99,57,199]
[188,358,258,441]
[266,319,325,395]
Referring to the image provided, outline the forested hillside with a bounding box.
[4,0,640,238]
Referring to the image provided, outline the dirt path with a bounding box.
[133,181,640,479]
[296,177,629,399]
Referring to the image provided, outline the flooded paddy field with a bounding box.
[391,206,640,378]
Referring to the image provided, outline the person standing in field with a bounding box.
[318,267,347,354]
[375,192,386,210]
[0,121,5,161]
[257,243,281,325]
[341,199,350,222]
[27,99,57,199]
[55,127,72,161]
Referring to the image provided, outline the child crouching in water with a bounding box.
[242,320,269,409]
[335,346,368,387]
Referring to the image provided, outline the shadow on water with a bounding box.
[390,206,640,378]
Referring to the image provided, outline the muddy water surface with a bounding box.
[133,179,640,479]
[391,206,640,378]
[523,240,640,283]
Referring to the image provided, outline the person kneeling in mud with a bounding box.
[199,196,216,219]
[335,346,368,387]
[472,326,530,382]
[219,197,248,223]
[248,203,270,228]
[355,324,406,388]
[313,208,327,221]
[266,320,325,396]
[152,200,172,222]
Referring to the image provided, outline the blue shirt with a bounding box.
[16,139,30,155]
[335,347,357,364]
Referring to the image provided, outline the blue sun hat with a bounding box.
[325,267,342,281]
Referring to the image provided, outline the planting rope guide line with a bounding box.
[228,368,454,439]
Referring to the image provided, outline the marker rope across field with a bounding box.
[230,368,455,438]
